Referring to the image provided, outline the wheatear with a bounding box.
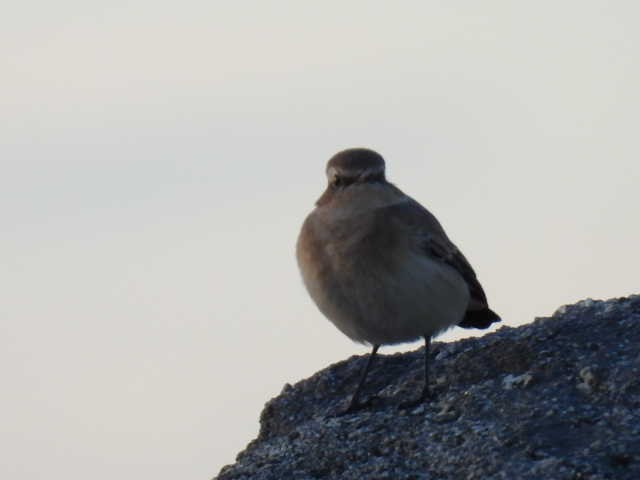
[296,148,500,413]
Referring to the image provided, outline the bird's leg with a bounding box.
[399,335,434,409]
[341,344,380,415]
[419,335,432,401]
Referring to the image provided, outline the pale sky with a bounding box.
[2,2,639,479]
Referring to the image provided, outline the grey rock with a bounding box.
[215,295,640,479]
[502,372,534,390]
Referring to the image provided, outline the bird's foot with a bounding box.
[398,387,435,411]
[336,395,381,416]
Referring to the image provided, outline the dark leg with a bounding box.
[342,344,380,414]
[399,335,433,409]
[419,335,432,401]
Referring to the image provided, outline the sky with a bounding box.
[2,1,640,479]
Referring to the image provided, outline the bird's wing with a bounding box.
[378,198,489,308]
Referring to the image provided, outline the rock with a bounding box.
[577,366,600,394]
[502,372,533,390]
[215,295,640,480]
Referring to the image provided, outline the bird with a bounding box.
[296,147,500,414]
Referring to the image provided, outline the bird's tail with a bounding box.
[458,308,501,329]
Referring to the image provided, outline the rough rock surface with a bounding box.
[216,295,640,479]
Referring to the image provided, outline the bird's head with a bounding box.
[325,148,386,190]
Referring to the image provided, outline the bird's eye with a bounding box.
[332,176,343,188]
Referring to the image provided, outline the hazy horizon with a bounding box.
[2,2,639,478]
